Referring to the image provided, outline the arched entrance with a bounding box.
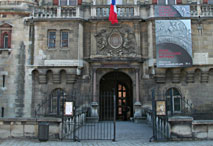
[100,71,133,121]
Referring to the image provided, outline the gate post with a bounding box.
[113,92,116,142]
[151,89,157,141]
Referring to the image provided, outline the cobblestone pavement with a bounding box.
[0,122,213,146]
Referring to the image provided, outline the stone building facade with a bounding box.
[0,0,213,121]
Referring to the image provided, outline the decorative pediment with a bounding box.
[0,22,13,28]
[95,25,137,57]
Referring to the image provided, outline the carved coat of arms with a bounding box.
[94,26,137,57]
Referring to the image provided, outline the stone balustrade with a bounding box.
[18,4,213,19]
[33,6,81,19]
[92,5,139,18]
[191,4,213,17]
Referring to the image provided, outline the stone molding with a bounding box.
[153,68,213,84]
[35,68,78,84]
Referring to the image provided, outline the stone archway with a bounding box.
[99,71,133,121]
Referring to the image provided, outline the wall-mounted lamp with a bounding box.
[197,16,203,34]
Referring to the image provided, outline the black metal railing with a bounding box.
[62,92,116,141]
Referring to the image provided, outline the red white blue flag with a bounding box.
[109,0,118,24]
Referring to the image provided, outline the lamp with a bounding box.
[197,16,203,34]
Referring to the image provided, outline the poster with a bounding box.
[155,20,192,68]
[155,5,190,17]
[156,100,166,116]
[64,102,73,116]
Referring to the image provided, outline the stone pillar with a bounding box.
[57,7,61,18]
[149,5,154,18]
[88,68,99,122]
[134,69,143,123]
[135,69,140,102]
[148,21,153,59]
[93,68,97,102]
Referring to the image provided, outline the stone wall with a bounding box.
[169,116,213,140]
[0,118,61,139]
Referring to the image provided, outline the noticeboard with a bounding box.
[64,102,73,116]
[156,100,166,116]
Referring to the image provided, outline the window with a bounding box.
[61,31,69,48]
[48,31,56,48]
[208,0,213,4]
[158,0,176,5]
[60,0,77,6]
[0,23,12,49]
[49,88,67,115]
[2,75,5,88]
[107,0,122,5]
[165,88,181,113]
[3,33,8,48]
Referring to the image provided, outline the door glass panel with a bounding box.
[119,99,122,106]
[51,96,57,113]
[174,97,181,111]
[123,92,126,97]
[118,92,122,97]
[118,84,122,90]
[118,107,122,114]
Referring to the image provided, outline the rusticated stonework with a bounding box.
[95,25,137,57]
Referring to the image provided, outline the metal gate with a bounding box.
[62,92,116,141]
[150,89,169,141]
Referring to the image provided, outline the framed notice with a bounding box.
[156,100,166,116]
[64,102,73,116]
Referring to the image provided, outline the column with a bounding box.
[134,69,143,123]
[135,69,139,102]
[89,68,99,122]
[93,68,97,102]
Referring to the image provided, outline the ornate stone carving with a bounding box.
[94,29,107,51]
[66,74,77,84]
[108,32,122,49]
[53,74,60,84]
[186,72,194,83]
[155,73,166,83]
[39,74,47,84]
[172,69,181,83]
[201,72,209,83]
[95,25,136,57]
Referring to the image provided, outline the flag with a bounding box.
[109,0,118,24]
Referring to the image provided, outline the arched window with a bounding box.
[49,88,67,115]
[165,88,181,113]
[3,33,8,48]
